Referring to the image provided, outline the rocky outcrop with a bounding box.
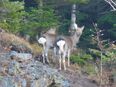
[0,52,69,87]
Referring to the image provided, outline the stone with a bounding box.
[7,60,20,76]
[9,51,32,61]
[0,51,69,87]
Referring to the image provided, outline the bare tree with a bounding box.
[92,23,116,87]
[70,4,78,31]
[104,0,116,11]
[93,23,104,87]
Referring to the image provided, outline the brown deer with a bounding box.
[55,26,84,70]
[38,26,84,70]
[38,28,57,64]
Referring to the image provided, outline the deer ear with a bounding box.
[81,26,84,31]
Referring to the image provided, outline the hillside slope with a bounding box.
[0,32,99,87]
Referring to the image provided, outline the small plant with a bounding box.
[70,54,92,66]
[83,64,97,75]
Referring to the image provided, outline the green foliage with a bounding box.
[0,0,115,50]
[98,12,116,25]
[0,0,25,33]
[70,53,92,65]
[21,8,59,37]
[3,0,24,12]
[89,49,101,56]
[70,55,85,65]
[58,19,70,35]
[0,0,58,36]
[98,11,116,40]
[77,12,89,22]
[83,64,97,75]
[89,48,116,63]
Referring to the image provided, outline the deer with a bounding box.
[38,3,84,70]
[38,26,84,70]
[38,28,57,64]
[55,26,84,70]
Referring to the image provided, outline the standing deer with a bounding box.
[38,28,57,64]
[38,26,84,70]
[55,26,84,70]
[38,3,79,66]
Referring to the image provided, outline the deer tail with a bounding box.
[56,40,65,53]
[38,37,46,45]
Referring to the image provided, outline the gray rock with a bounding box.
[0,77,15,87]
[0,52,69,87]
[0,76,27,87]
[24,61,69,87]
[9,51,32,60]
[7,60,20,76]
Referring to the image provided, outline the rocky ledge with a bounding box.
[0,51,69,87]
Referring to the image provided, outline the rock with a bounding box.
[30,80,39,87]
[7,60,20,76]
[0,51,69,87]
[0,76,27,87]
[24,61,69,87]
[20,78,27,87]
[0,52,11,60]
[0,49,100,87]
[0,76,15,87]
[9,51,32,61]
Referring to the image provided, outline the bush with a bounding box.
[70,54,92,66]
[82,64,97,75]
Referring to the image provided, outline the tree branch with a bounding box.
[104,0,116,11]
[111,0,116,6]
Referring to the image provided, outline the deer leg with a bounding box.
[42,45,45,64]
[59,55,61,70]
[52,47,56,62]
[68,49,71,66]
[45,47,49,64]
[63,52,66,70]
[42,52,45,64]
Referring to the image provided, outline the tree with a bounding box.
[91,23,116,87]
[0,0,25,33]
[0,0,59,38]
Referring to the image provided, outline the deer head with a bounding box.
[69,26,84,36]
[76,26,84,35]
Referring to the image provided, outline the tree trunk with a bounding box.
[39,0,43,7]
[71,4,76,23]
[70,4,78,31]
[36,0,43,7]
[100,52,103,87]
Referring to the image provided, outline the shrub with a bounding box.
[70,54,92,66]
